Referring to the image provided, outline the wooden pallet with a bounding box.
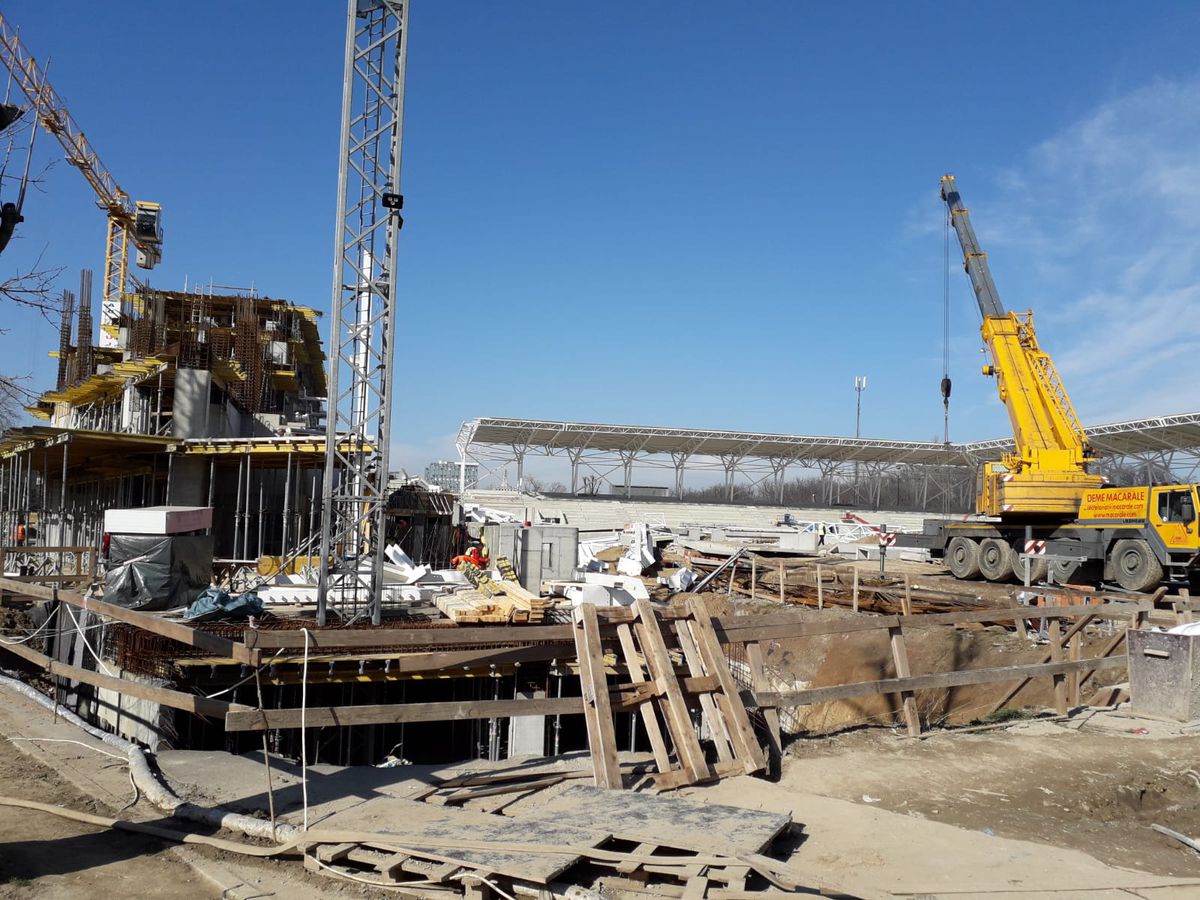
[573,598,766,790]
[436,588,525,624]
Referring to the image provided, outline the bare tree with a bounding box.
[0,250,64,431]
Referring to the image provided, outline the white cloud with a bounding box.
[982,78,1200,424]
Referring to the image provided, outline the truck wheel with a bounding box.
[1106,539,1164,593]
[946,537,982,579]
[1050,557,1101,585]
[1049,558,1079,584]
[1013,550,1048,584]
[978,538,1015,582]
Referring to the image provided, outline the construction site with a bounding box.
[0,4,1199,899]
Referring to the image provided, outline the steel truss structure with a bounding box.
[318,0,408,626]
[455,413,1200,505]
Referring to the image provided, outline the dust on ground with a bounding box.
[0,737,215,899]
[782,720,1200,878]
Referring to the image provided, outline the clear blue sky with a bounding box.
[3,2,1199,482]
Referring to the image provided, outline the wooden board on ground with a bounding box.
[300,794,607,883]
[519,783,790,856]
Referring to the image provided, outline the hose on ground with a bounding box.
[0,672,299,843]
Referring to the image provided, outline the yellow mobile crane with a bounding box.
[902,175,1199,592]
[0,14,162,349]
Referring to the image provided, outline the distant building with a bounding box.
[607,484,670,499]
[425,459,477,492]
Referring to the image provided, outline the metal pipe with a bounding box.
[206,456,215,537]
[281,452,292,557]
[243,452,252,561]
[59,441,68,546]
[256,478,264,560]
[232,455,244,560]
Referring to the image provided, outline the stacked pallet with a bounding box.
[435,588,526,624]
[574,598,766,791]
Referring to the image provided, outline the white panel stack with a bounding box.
[103,506,213,535]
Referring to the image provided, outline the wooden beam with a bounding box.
[672,614,735,763]
[634,599,709,784]
[244,623,575,650]
[616,622,673,774]
[226,696,587,732]
[0,638,238,718]
[757,654,1127,709]
[713,601,1150,645]
[745,641,781,770]
[685,598,767,773]
[0,576,257,665]
[574,602,622,789]
[888,625,921,736]
[1049,621,1068,715]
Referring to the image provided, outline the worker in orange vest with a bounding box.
[451,543,489,569]
[13,520,26,546]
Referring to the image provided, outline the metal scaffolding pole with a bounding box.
[318,0,408,625]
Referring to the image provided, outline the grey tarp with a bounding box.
[102,534,213,611]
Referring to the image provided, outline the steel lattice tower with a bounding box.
[318,0,409,625]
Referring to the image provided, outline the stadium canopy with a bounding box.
[455,412,1200,498]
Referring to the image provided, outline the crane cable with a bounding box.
[941,202,952,519]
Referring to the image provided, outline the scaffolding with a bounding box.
[317,0,408,626]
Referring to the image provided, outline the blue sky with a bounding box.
[2,2,1199,485]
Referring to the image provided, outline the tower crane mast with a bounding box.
[0,13,162,349]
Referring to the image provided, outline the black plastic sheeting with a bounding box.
[102,535,213,611]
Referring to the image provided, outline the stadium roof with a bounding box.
[457,412,1200,468]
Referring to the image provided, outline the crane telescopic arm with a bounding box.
[939,176,1004,319]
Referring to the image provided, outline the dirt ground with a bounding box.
[0,738,215,899]
[782,718,1200,879]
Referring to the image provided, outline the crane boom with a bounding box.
[939,174,1101,517]
[939,177,1004,318]
[0,14,162,349]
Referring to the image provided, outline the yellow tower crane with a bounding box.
[0,13,162,349]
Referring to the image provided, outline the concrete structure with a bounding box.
[0,279,338,565]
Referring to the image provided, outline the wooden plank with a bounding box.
[616,623,673,774]
[1049,621,1068,715]
[1076,614,1136,686]
[984,613,1096,715]
[672,615,735,764]
[574,603,622,789]
[634,599,709,785]
[816,565,823,609]
[757,653,1127,709]
[888,625,921,737]
[0,637,238,718]
[685,598,766,773]
[526,782,791,855]
[0,576,258,665]
[442,775,565,805]
[714,601,1149,644]
[744,641,781,771]
[852,567,859,612]
[244,623,576,650]
[616,841,657,875]
[227,695,586,731]
[1068,630,1082,708]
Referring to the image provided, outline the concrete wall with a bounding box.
[173,368,212,439]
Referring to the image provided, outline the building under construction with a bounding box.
[1,274,336,562]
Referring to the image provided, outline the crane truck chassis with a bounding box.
[899,483,1200,592]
